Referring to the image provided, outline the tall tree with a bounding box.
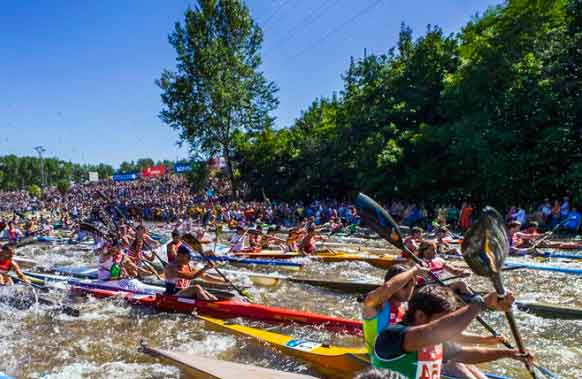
[158,0,278,196]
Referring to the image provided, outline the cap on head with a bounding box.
[384,264,408,283]
[177,245,192,258]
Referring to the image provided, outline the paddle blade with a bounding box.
[79,222,105,237]
[461,206,509,277]
[182,233,203,253]
[354,193,405,250]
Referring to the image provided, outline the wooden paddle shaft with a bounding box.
[491,275,536,378]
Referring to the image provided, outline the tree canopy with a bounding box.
[158,0,279,195]
[234,0,581,208]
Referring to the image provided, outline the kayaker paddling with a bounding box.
[416,240,472,295]
[0,244,30,286]
[163,245,218,301]
[362,265,429,355]
[166,229,183,264]
[372,285,533,378]
[300,225,326,256]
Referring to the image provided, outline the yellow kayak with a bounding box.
[199,315,369,379]
[236,250,404,270]
[140,344,316,379]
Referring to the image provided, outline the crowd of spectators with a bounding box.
[0,174,580,234]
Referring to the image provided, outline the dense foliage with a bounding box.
[234,0,581,208]
[0,155,114,191]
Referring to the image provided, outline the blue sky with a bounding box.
[0,0,500,167]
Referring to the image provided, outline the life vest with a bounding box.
[363,300,407,356]
[0,258,12,274]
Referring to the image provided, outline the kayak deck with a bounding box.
[140,344,317,379]
[199,315,369,379]
[70,284,363,335]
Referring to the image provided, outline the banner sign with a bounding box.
[113,172,138,182]
[88,172,99,182]
[142,165,166,177]
[175,163,192,173]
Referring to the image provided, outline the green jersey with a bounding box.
[373,323,443,379]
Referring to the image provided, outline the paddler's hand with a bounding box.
[494,335,509,345]
[460,271,472,278]
[22,277,32,285]
[414,265,432,278]
[483,291,514,312]
[508,350,534,365]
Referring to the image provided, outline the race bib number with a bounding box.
[286,339,321,352]
[417,344,443,379]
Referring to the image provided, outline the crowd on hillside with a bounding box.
[0,174,580,234]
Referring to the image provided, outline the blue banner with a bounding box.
[112,172,138,182]
[175,164,192,173]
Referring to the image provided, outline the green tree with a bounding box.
[56,179,70,195]
[27,184,42,199]
[158,0,278,196]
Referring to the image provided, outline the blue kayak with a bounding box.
[192,255,304,269]
[505,261,582,276]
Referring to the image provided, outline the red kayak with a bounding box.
[71,285,362,335]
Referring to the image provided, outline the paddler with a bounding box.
[372,285,533,378]
[507,220,525,254]
[0,244,30,286]
[97,242,128,280]
[127,224,160,277]
[5,222,23,243]
[166,229,183,264]
[417,240,471,295]
[362,265,430,355]
[403,227,423,257]
[299,224,325,256]
[163,245,218,301]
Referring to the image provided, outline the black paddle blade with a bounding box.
[354,193,405,250]
[461,206,509,277]
[79,222,105,238]
[182,233,203,253]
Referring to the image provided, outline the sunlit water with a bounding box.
[1,240,581,378]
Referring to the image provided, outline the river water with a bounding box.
[1,241,581,378]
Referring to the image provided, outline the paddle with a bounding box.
[355,193,558,379]
[182,233,253,302]
[462,206,536,378]
[9,275,80,317]
[529,217,575,252]
[96,190,168,268]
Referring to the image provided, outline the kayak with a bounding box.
[220,268,381,293]
[538,241,582,250]
[191,256,304,271]
[236,251,404,270]
[199,316,512,379]
[65,278,237,300]
[516,301,582,320]
[42,267,243,292]
[504,261,582,276]
[70,283,363,335]
[199,315,368,379]
[140,344,317,379]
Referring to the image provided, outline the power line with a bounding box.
[287,0,385,61]
[260,0,292,28]
[271,0,338,49]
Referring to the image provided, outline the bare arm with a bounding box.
[443,262,467,276]
[452,333,506,346]
[403,292,514,352]
[11,262,30,283]
[402,304,482,352]
[362,266,419,319]
[446,345,526,364]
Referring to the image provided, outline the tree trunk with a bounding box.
[224,147,237,199]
